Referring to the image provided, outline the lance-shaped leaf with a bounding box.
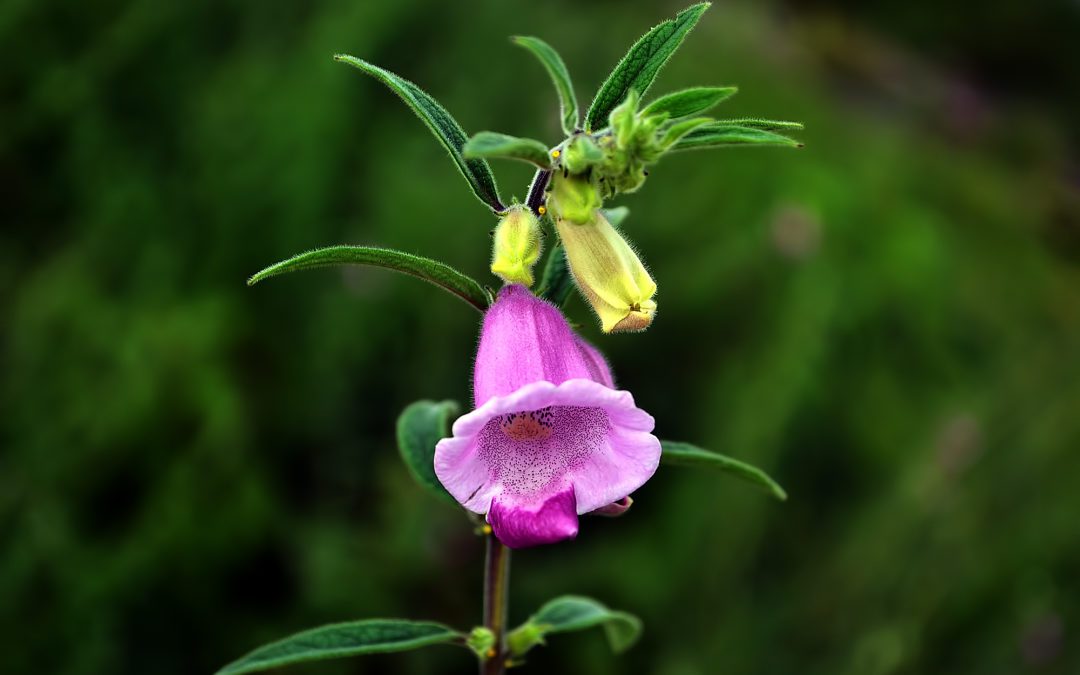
[248,246,490,312]
[463,131,552,169]
[397,400,459,503]
[512,36,579,135]
[660,440,787,501]
[217,620,464,675]
[659,116,714,149]
[585,3,711,132]
[507,595,642,658]
[671,123,802,151]
[642,86,737,119]
[713,118,805,132]
[334,55,503,212]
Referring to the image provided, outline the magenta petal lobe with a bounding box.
[488,488,579,548]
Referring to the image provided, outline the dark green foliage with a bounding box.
[335,55,504,212]
[585,3,711,131]
[4,1,1079,675]
[396,400,460,503]
[218,620,463,674]
[463,132,552,169]
[249,246,491,311]
[660,441,787,501]
[512,36,580,135]
[536,244,575,307]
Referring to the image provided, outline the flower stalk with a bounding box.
[481,532,512,675]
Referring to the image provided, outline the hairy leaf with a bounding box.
[334,55,503,211]
[397,400,459,503]
[660,440,787,501]
[248,246,490,312]
[659,116,714,148]
[671,123,802,150]
[585,3,711,131]
[512,36,580,135]
[713,117,805,132]
[642,86,736,119]
[217,620,463,675]
[516,595,642,655]
[463,131,552,168]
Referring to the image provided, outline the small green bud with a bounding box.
[466,626,496,659]
[548,173,601,225]
[561,134,604,174]
[507,621,548,658]
[609,89,640,146]
[490,206,542,286]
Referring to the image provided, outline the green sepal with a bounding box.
[217,620,464,675]
[507,595,642,659]
[512,35,580,135]
[671,123,802,151]
[585,3,711,131]
[561,135,604,174]
[396,400,460,504]
[536,244,575,307]
[642,86,737,119]
[334,54,503,212]
[247,246,491,312]
[660,440,787,501]
[463,131,553,169]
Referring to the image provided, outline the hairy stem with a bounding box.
[481,533,511,675]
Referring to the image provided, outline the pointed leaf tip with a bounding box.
[247,246,489,312]
[509,595,642,658]
[660,440,787,500]
[217,620,464,675]
[334,54,503,212]
[585,3,711,131]
[512,35,580,135]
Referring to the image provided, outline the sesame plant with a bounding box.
[219,4,800,674]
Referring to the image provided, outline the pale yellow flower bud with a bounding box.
[555,210,657,333]
[490,206,542,287]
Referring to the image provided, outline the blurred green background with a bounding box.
[3,0,1079,673]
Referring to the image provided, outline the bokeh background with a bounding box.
[4,0,1079,673]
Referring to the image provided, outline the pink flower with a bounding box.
[434,285,660,548]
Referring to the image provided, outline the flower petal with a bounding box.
[488,488,578,548]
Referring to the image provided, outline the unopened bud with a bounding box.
[561,135,604,174]
[549,173,601,225]
[490,206,542,287]
[555,210,657,333]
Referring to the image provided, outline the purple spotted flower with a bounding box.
[434,284,660,548]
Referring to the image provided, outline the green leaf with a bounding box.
[512,36,580,135]
[536,244,574,307]
[660,440,788,501]
[659,116,714,148]
[671,123,802,151]
[713,117,804,132]
[510,595,642,656]
[463,131,552,169]
[248,246,490,312]
[600,206,630,227]
[396,400,459,504]
[334,54,503,212]
[642,86,737,119]
[585,3,711,132]
[217,620,464,675]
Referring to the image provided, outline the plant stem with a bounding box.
[481,533,511,675]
